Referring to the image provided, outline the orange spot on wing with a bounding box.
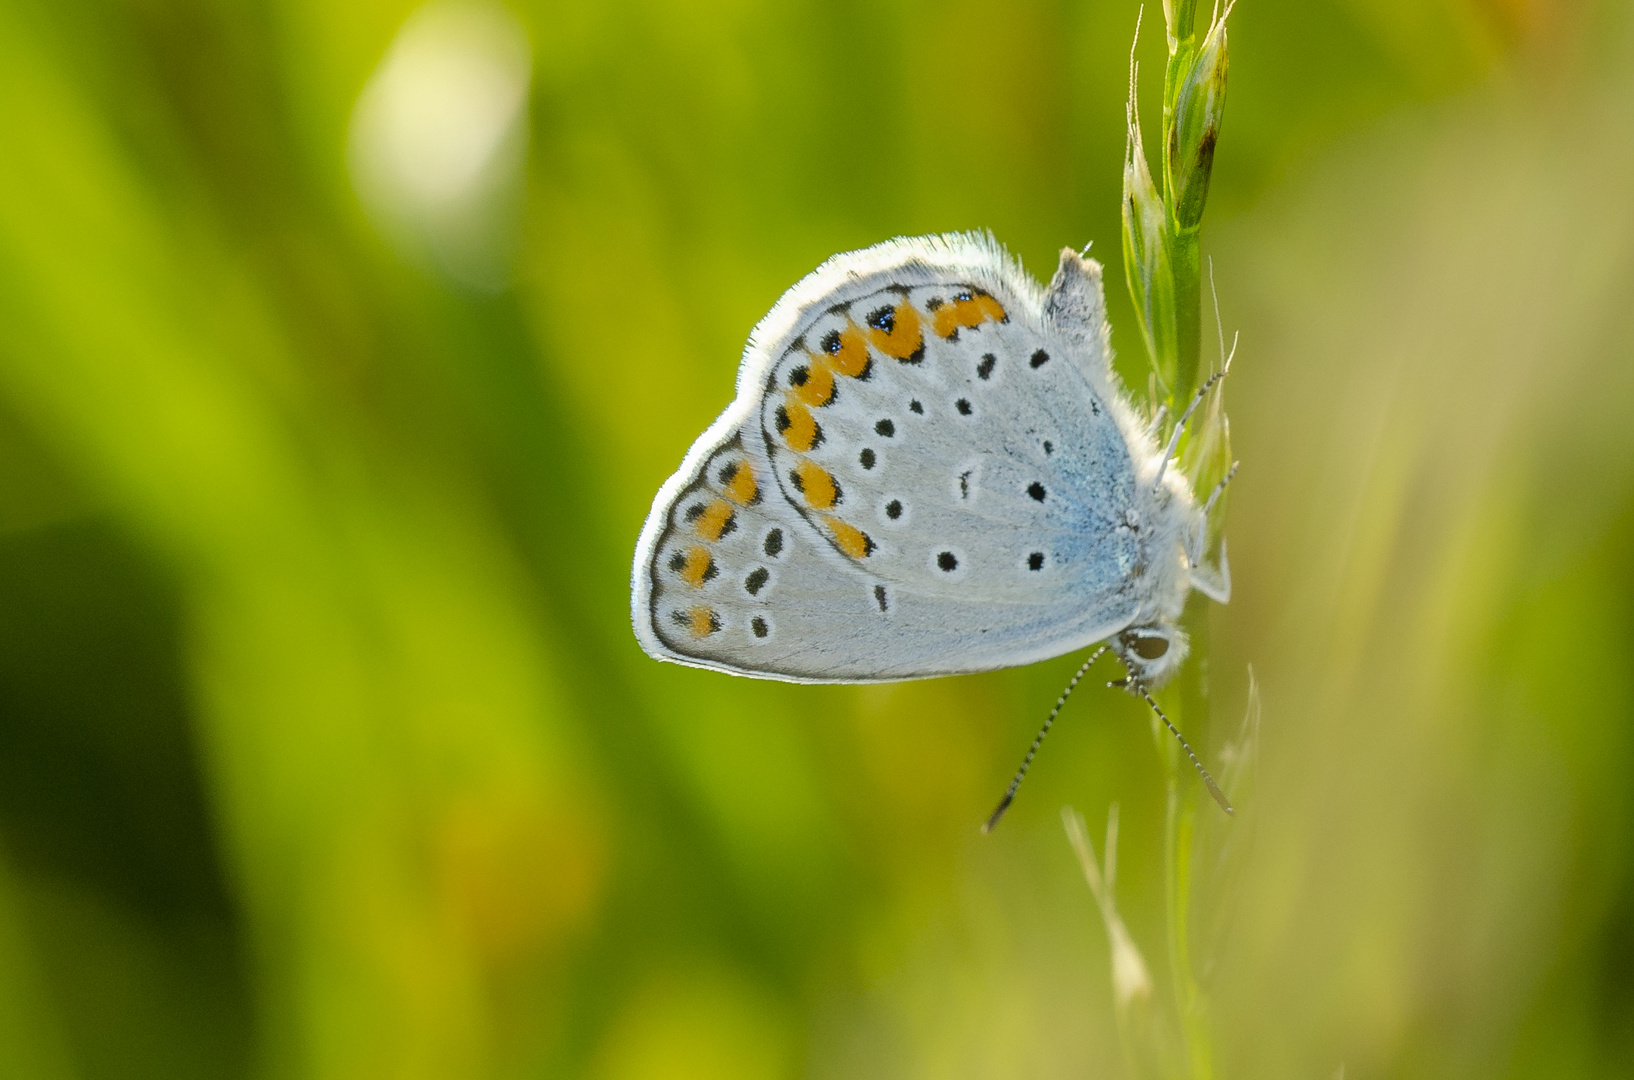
[778,401,820,452]
[722,462,758,505]
[868,301,924,361]
[793,460,839,509]
[826,517,874,559]
[976,293,1007,322]
[790,361,836,406]
[686,605,721,636]
[822,324,872,378]
[693,499,735,542]
[932,291,1008,339]
[677,546,715,587]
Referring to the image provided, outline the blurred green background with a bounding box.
[2,0,1633,1077]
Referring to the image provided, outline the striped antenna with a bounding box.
[983,645,1109,833]
[1125,680,1234,814]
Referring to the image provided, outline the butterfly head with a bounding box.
[1112,622,1190,688]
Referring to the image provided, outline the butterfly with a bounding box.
[630,233,1233,820]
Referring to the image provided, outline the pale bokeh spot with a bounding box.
[349,0,531,289]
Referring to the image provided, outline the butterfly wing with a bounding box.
[632,233,1152,683]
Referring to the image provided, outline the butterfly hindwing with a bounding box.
[633,233,1151,683]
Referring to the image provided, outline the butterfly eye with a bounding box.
[1131,635,1169,660]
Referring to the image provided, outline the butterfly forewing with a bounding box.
[759,282,1138,600]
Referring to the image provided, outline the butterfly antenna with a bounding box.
[1122,679,1235,814]
[983,645,1109,833]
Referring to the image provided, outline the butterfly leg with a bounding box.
[1189,538,1232,604]
[1143,402,1169,445]
[1199,459,1238,521]
[1186,460,1238,603]
[1153,363,1232,490]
